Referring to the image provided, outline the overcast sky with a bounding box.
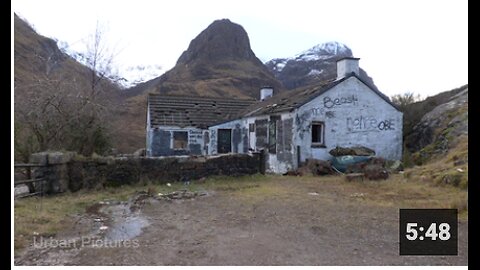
[13,0,468,97]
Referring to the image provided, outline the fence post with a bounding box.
[26,166,35,193]
[42,154,49,196]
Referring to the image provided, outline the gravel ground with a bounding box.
[15,176,468,266]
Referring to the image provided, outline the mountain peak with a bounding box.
[177,18,256,65]
[128,18,283,99]
[265,41,377,90]
[295,41,352,62]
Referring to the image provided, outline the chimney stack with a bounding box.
[260,86,273,101]
[336,57,360,80]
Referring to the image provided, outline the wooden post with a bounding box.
[259,149,266,174]
[26,166,35,193]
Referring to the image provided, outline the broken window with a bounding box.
[311,121,325,147]
[255,119,268,149]
[173,131,188,149]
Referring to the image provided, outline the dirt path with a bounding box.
[15,176,468,265]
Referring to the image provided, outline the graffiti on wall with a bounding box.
[323,95,358,109]
[295,111,311,140]
[310,95,358,116]
[210,129,217,154]
[188,130,203,144]
[346,116,395,133]
[311,107,325,116]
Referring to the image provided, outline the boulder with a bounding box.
[305,159,335,175]
[387,160,404,172]
[369,157,386,166]
[364,164,389,180]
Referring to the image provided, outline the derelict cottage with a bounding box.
[146,57,403,174]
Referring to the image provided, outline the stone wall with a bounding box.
[29,152,263,194]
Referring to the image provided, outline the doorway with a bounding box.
[217,129,232,154]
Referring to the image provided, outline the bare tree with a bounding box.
[391,92,422,111]
[85,21,122,96]
[15,69,111,159]
[14,21,119,161]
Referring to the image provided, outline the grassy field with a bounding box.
[14,172,468,253]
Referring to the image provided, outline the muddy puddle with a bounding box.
[94,190,208,240]
[97,201,150,241]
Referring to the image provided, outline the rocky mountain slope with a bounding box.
[405,84,468,156]
[265,41,377,90]
[15,14,101,97]
[13,13,129,111]
[127,19,284,99]
[401,84,468,190]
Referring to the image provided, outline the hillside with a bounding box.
[402,85,468,190]
[14,14,122,101]
[14,14,126,159]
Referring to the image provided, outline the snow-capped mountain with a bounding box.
[267,41,352,73]
[57,41,163,89]
[265,41,377,90]
[295,41,351,61]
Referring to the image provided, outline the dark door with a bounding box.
[217,129,232,153]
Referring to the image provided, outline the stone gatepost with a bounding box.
[30,151,75,194]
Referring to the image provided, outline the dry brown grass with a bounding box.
[405,135,468,190]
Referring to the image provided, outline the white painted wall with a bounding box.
[293,76,403,163]
[336,58,360,79]
[246,117,257,151]
[260,87,273,100]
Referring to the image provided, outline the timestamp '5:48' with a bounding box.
[405,222,451,241]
